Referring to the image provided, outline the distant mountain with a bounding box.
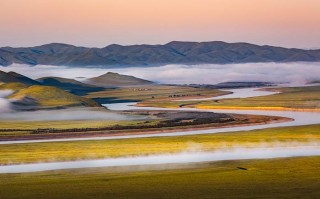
[86,72,153,87]
[37,76,105,95]
[1,41,320,67]
[0,70,40,85]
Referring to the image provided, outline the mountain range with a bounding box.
[1,41,320,67]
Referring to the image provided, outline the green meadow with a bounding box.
[138,86,320,110]
[0,156,319,199]
[86,85,228,101]
[0,120,154,138]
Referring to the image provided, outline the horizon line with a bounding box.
[1,40,320,50]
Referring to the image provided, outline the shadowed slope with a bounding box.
[87,72,153,87]
[37,77,105,95]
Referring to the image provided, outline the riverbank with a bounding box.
[0,124,318,166]
[196,105,320,112]
[0,114,287,142]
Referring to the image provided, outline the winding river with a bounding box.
[175,87,279,101]
[1,88,319,145]
[1,146,319,174]
[0,88,319,173]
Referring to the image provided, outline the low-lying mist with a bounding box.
[1,62,320,85]
[0,144,319,174]
[0,90,13,113]
[0,108,146,121]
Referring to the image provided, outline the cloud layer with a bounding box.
[1,62,319,85]
[0,90,14,113]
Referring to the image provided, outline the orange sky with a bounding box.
[1,0,319,48]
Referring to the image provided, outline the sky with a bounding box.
[1,0,320,48]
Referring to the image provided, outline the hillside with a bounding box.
[3,85,100,109]
[37,77,105,95]
[87,72,153,87]
[0,82,28,90]
[0,70,40,85]
[1,41,320,67]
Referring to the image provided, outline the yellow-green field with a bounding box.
[0,120,143,130]
[0,157,319,199]
[138,86,320,110]
[10,85,98,107]
[0,124,319,165]
[0,84,319,199]
[86,85,228,101]
[0,120,153,137]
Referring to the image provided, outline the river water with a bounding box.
[0,88,319,145]
[0,146,319,174]
[175,87,278,101]
[0,88,319,173]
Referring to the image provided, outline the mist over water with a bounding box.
[0,89,144,121]
[0,109,146,121]
[0,90,14,113]
[0,145,319,174]
[1,62,320,85]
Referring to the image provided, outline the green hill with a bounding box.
[8,85,100,108]
[0,70,39,85]
[37,76,105,95]
[87,72,153,87]
[0,82,28,90]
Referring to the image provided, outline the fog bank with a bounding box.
[0,145,319,173]
[1,62,320,85]
[0,90,14,113]
[0,108,145,121]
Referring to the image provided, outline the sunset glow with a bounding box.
[1,0,320,47]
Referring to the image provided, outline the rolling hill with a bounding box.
[0,41,320,67]
[8,85,100,109]
[37,77,105,95]
[0,82,29,90]
[86,72,153,87]
[0,70,40,85]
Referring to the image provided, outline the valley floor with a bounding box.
[138,86,320,111]
[0,156,319,199]
[0,124,319,166]
[0,85,319,199]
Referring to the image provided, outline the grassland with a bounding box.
[0,120,151,137]
[0,124,318,165]
[0,120,146,130]
[0,110,281,140]
[0,156,319,199]
[10,85,98,107]
[0,82,28,90]
[138,86,320,110]
[196,86,320,110]
[86,85,229,102]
